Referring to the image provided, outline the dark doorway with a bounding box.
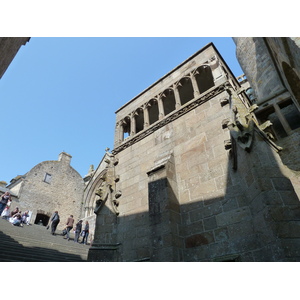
[34,213,50,226]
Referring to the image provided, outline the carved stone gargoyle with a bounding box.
[223,88,282,165]
[227,118,254,152]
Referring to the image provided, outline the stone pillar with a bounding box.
[273,103,292,135]
[190,73,200,98]
[157,96,165,120]
[143,103,150,128]
[173,84,182,109]
[118,121,124,143]
[130,112,136,136]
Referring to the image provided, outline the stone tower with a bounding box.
[233,37,300,194]
[87,40,300,262]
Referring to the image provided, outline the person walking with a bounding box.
[64,214,74,241]
[74,220,83,243]
[50,211,60,235]
[0,192,12,215]
[80,221,89,245]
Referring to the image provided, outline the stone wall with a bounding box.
[87,43,248,261]
[233,37,286,104]
[88,41,300,262]
[0,37,30,79]
[12,152,85,229]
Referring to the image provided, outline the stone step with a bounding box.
[0,238,88,261]
[0,231,89,256]
[0,218,89,262]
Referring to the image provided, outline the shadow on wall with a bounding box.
[88,130,300,262]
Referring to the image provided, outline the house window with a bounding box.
[44,173,52,184]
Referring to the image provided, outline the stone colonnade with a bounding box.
[116,60,222,144]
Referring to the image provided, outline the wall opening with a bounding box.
[148,99,159,125]
[135,108,144,133]
[256,98,300,140]
[195,65,215,94]
[34,213,50,226]
[256,106,287,139]
[178,77,194,105]
[279,98,300,130]
[122,116,131,140]
[162,88,176,116]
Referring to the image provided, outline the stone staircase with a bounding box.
[0,218,89,262]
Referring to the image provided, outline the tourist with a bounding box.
[1,205,11,220]
[21,211,30,225]
[74,220,83,243]
[49,211,60,235]
[64,214,74,241]
[10,207,19,217]
[0,192,12,215]
[80,221,89,245]
[9,211,22,226]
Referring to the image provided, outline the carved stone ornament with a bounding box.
[94,149,122,216]
[112,82,230,155]
[223,86,283,170]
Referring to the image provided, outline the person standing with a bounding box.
[0,192,12,215]
[74,220,83,243]
[1,205,10,220]
[80,221,89,245]
[50,211,60,235]
[64,214,74,241]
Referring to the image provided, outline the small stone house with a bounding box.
[6,152,85,229]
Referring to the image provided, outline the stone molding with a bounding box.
[112,81,231,155]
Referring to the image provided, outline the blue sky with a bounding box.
[0,37,244,184]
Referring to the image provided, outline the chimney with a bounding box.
[0,181,7,188]
[58,152,72,165]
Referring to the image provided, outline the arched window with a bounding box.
[178,77,194,105]
[162,88,176,116]
[135,108,144,133]
[195,65,214,94]
[122,116,131,140]
[148,99,159,125]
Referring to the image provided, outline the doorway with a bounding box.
[34,213,50,226]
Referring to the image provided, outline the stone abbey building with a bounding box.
[87,39,300,262]
[1,37,300,261]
